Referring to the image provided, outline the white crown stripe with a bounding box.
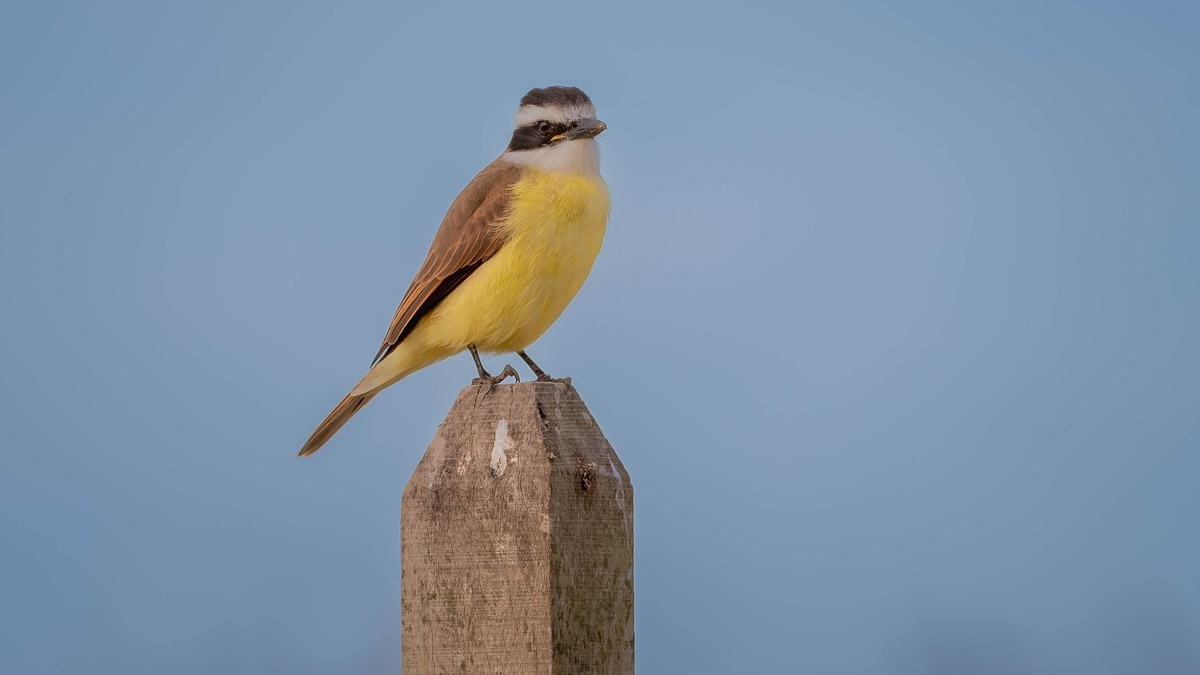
[513,103,597,128]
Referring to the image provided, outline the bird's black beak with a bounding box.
[565,117,607,140]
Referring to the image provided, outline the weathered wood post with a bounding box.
[401,381,634,674]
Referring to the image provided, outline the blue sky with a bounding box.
[1,1,1197,673]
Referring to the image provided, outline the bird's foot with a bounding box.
[468,343,519,386]
[534,373,572,385]
[473,364,520,386]
[516,350,568,384]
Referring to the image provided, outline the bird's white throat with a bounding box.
[502,139,601,175]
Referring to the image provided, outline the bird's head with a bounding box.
[506,86,606,154]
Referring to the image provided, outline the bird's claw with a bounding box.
[473,364,520,386]
[535,374,571,385]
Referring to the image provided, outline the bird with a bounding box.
[298,85,610,457]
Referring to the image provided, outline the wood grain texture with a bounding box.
[401,382,634,674]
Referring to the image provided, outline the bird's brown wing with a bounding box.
[371,159,521,365]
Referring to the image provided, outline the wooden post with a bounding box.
[401,381,634,674]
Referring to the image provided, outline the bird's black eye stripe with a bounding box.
[507,120,573,151]
[536,120,570,137]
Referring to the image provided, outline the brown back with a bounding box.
[372,159,522,365]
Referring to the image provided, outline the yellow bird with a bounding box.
[298,86,610,456]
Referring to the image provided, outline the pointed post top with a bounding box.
[401,381,634,674]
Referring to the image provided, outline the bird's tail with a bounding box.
[298,390,379,457]
[299,334,450,457]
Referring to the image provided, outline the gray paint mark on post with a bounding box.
[490,418,512,478]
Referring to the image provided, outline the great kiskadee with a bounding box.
[298,86,610,457]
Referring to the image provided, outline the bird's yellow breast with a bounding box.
[423,167,610,353]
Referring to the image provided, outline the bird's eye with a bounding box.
[538,121,552,135]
